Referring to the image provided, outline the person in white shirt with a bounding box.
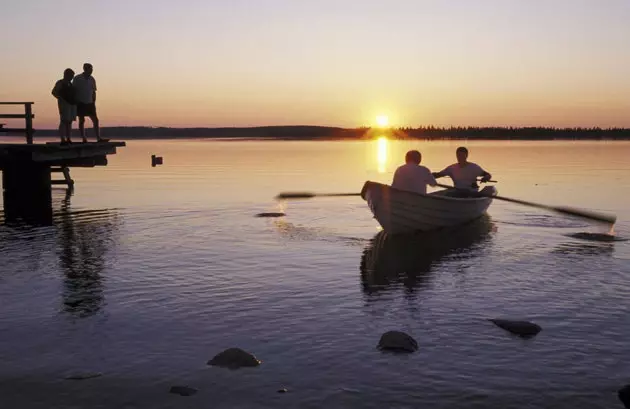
[432,147,492,197]
[391,150,437,195]
[72,63,107,143]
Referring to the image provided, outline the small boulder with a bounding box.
[169,386,198,396]
[207,347,261,369]
[377,331,418,352]
[490,319,542,338]
[619,385,630,408]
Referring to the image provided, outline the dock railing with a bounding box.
[0,102,35,144]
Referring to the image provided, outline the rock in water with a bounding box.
[169,386,198,396]
[377,331,418,352]
[619,385,630,408]
[490,319,542,338]
[207,348,261,369]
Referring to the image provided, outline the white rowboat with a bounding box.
[360,181,497,234]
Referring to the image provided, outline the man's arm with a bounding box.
[92,78,97,102]
[479,166,492,183]
[432,167,449,179]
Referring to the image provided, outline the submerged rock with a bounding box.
[277,388,288,394]
[490,319,542,338]
[377,331,418,352]
[64,372,103,381]
[619,385,630,408]
[255,212,286,218]
[208,348,261,369]
[170,386,198,396]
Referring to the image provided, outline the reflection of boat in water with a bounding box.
[361,181,496,234]
[360,215,495,295]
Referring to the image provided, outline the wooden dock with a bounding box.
[0,102,125,225]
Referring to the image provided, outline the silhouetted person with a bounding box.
[73,63,107,143]
[391,150,437,194]
[433,147,492,197]
[51,68,77,144]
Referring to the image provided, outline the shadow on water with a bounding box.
[54,189,121,318]
[360,215,495,296]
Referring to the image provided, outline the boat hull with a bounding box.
[361,181,495,234]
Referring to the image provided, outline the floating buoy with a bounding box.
[151,154,163,167]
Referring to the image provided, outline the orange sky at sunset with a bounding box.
[1,0,629,129]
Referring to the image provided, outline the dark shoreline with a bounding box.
[2,125,630,140]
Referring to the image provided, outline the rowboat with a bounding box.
[360,181,497,234]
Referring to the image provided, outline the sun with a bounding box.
[375,115,389,128]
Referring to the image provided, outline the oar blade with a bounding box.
[554,206,617,225]
[275,192,316,200]
[275,192,362,200]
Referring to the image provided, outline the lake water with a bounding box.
[1,138,629,409]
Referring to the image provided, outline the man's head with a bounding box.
[83,63,93,76]
[456,146,468,164]
[63,68,75,81]
[405,150,421,165]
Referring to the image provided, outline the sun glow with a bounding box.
[376,136,388,173]
[375,115,389,128]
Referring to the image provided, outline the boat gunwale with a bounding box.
[361,180,495,203]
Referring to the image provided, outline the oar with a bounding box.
[275,192,361,199]
[276,179,495,200]
[435,183,617,225]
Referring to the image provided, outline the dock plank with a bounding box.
[0,141,125,168]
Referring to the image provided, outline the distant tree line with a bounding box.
[395,126,630,140]
[5,125,630,140]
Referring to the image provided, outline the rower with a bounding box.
[392,150,437,194]
[432,147,492,197]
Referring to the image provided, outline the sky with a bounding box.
[1,0,629,128]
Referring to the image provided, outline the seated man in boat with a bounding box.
[391,150,437,194]
[432,147,492,197]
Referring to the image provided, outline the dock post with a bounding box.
[2,163,52,225]
[25,103,34,144]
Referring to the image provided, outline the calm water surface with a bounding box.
[1,138,629,408]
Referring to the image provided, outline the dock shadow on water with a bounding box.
[53,191,121,318]
[360,215,495,295]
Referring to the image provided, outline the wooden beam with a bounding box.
[0,102,35,105]
[31,146,116,162]
[0,114,34,119]
[0,128,29,133]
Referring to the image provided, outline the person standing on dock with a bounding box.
[392,150,437,194]
[73,63,107,143]
[51,68,77,144]
[432,146,492,196]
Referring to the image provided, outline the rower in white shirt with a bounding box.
[432,146,492,197]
